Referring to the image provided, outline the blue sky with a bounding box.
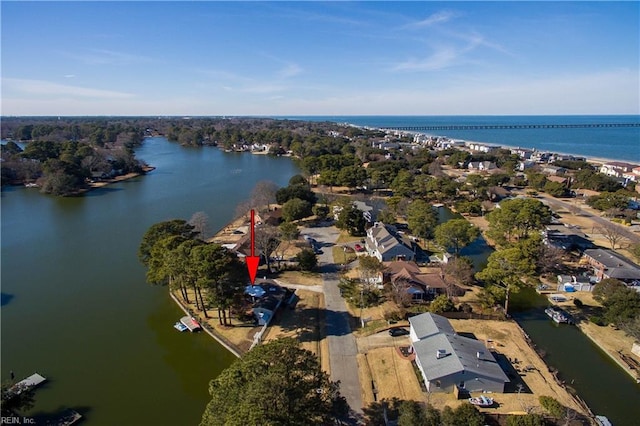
[1,1,638,116]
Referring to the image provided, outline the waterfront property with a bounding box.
[409,313,509,393]
[582,248,640,285]
[245,282,288,326]
[384,261,465,300]
[365,222,415,262]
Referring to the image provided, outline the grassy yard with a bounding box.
[332,246,357,264]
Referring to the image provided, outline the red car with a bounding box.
[354,243,365,252]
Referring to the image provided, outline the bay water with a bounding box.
[2,131,639,424]
[1,137,299,425]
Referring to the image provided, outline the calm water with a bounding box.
[2,134,638,424]
[437,206,492,271]
[280,115,640,163]
[516,310,640,426]
[1,137,299,425]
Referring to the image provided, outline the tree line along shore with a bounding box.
[4,116,639,425]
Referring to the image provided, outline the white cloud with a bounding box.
[2,69,636,116]
[404,11,456,29]
[64,74,76,79]
[392,47,459,71]
[2,78,135,99]
[278,63,303,79]
[61,48,153,66]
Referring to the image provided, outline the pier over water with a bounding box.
[382,123,640,131]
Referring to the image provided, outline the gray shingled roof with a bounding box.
[410,313,509,385]
[413,331,509,384]
[409,313,455,340]
[368,224,414,258]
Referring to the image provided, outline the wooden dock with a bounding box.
[55,409,83,425]
[12,373,46,394]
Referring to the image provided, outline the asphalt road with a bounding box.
[537,195,640,245]
[300,225,364,417]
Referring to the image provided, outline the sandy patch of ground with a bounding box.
[263,290,324,358]
[276,270,323,287]
[360,347,425,405]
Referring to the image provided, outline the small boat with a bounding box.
[468,395,494,407]
[595,415,612,426]
[545,307,571,324]
[174,321,188,332]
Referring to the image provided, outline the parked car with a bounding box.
[388,328,409,337]
[354,243,365,252]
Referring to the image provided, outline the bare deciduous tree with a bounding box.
[188,211,210,240]
[598,221,628,250]
[254,225,280,272]
[250,180,279,213]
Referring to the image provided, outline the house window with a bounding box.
[435,380,441,388]
[459,381,465,389]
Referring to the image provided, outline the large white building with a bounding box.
[409,313,509,393]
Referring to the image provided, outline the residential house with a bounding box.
[487,186,511,201]
[333,201,375,223]
[546,175,569,186]
[631,166,640,182]
[599,162,637,179]
[510,147,535,160]
[540,165,567,176]
[353,200,375,223]
[384,261,464,300]
[245,282,288,326]
[372,141,401,150]
[366,223,415,262]
[409,313,509,393]
[467,161,497,172]
[517,160,536,171]
[467,142,498,154]
[543,225,594,252]
[582,248,640,285]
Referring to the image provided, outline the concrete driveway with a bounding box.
[357,329,411,353]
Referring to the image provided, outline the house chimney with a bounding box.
[476,351,483,360]
[436,349,447,359]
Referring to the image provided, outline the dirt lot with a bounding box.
[356,319,587,416]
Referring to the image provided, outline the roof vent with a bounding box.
[436,349,447,359]
[476,351,484,359]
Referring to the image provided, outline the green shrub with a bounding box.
[539,395,566,418]
[506,413,545,426]
[589,315,605,326]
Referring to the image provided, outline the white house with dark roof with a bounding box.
[365,223,415,262]
[409,313,509,393]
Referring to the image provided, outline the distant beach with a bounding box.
[279,115,640,163]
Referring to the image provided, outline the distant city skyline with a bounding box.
[1,1,638,116]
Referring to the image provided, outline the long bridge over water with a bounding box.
[381,123,640,131]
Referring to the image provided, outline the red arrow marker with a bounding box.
[245,209,260,285]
